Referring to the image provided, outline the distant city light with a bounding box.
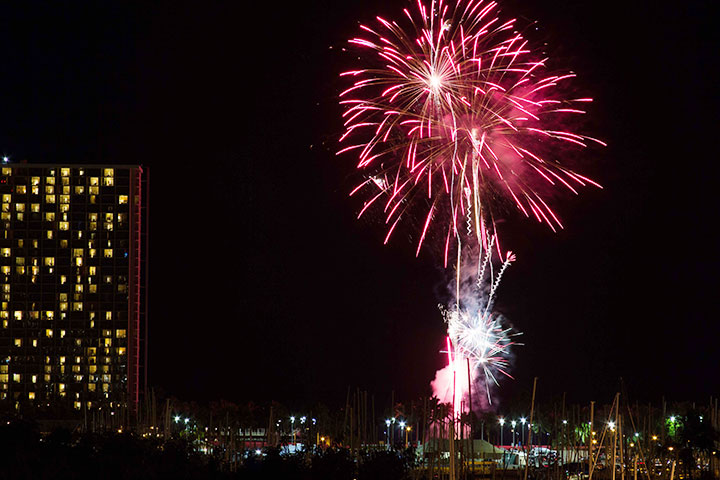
[174,415,181,423]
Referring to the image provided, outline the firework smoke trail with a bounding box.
[432,238,521,411]
[339,0,604,262]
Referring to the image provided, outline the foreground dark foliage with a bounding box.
[0,418,415,480]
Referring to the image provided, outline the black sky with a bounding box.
[0,0,718,409]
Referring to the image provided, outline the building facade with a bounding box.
[0,164,146,411]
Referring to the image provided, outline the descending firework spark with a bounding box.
[339,0,604,261]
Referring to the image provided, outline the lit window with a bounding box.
[104,338,112,347]
[88,384,96,392]
[74,186,84,194]
[16,186,26,194]
[59,293,67,302]
[90,177,99,186]
[31,375,37,384]
[60,195,69,204]
[45,185,54,194]
[28,392,35,400]
[45,212,55,221]
[46,230,53,239]
[73,303,83,311]
[46,194,55,203]
[13,373,20,382]
[13,311,22,321]
[104,249,113,258]
[117,347,126,356]
[118,195,128,204]
[89,285,97,293]
[115,329,126,338]
[32,339,37,347]
[105,311,112,320]
[104,275,112,284]
[1,168,9,176]
[0,248,9,257]
[0,374,7,382]
[89,266,97,275]
[46,329,53,337]
[15,266,25,274]
[74,401,81,410]
[61,168,70,177]
[15,203,25,212]
[45,311,54,320]
[44,257,55,266]
[60,203,69,212]
[59,222,69,230]
[31,177,40,186]
[59,302,68,312]
[103,177,114,186]
[31,185,39,195]
[31,203,40,213]
[103,168,114,177]
[59,383,65,392]
[75,257,83,266]
[59,357,66,365]
[14,339,21,347]
[1,194,10,202]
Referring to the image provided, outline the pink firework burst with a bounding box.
[339,0,604,264]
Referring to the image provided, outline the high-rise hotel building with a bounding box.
[0,164,146,411]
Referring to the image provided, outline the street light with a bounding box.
[511,420,517,447]
[385,419,391,450]
[499,418,505,446]
[291,416,296,446]
[399,421,407,448]
[520,417,527,446]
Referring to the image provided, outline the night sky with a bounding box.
[1,0,718,409]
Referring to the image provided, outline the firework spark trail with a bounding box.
[339,0,604,261]
[433,237,521,410]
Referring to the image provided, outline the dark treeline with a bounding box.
[0,416,416,480]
